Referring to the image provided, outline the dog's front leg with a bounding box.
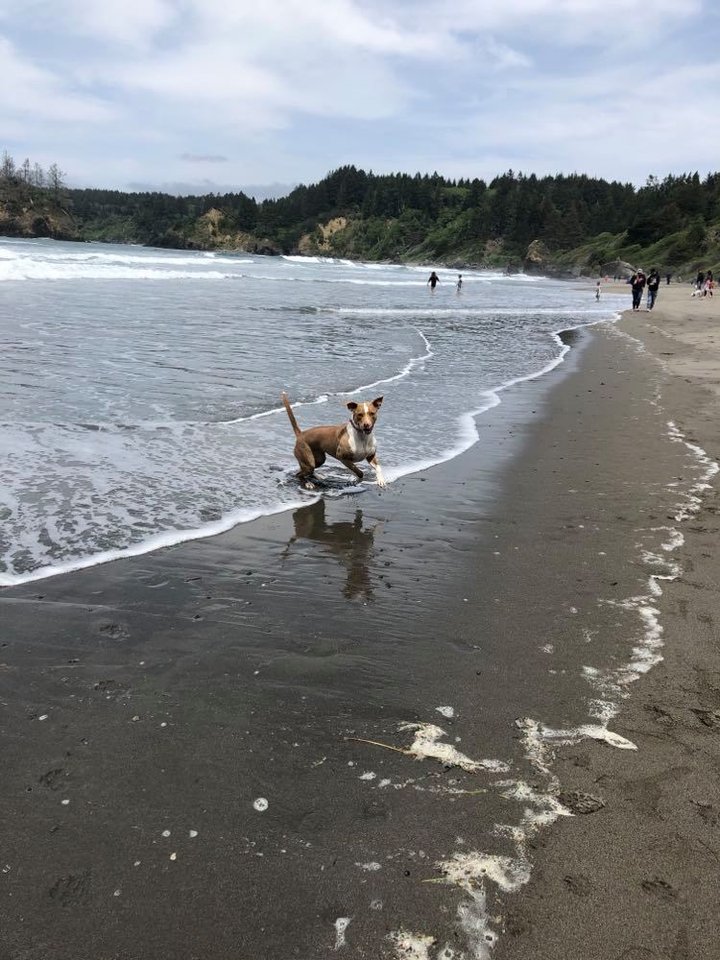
[367,454,386,489]
[339,458,364,483]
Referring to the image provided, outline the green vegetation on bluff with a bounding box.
[1,150,719,276]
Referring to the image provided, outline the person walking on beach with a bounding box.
[646,269,660,310]
[696,270,705,292]
[630,269,646,310]
[427,271,440,291]
[666,272,672,285]
[456,274,463,293]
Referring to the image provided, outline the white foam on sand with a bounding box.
[388,930,437,960]
[419,763,573,960]
[435,706,455,719]
[667,420,719,520]
[383,716,571,959]
[438,851,531,894]
[334,917,351,949]
[398,723,510,773]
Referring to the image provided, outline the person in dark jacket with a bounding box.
[630,269,646,310]
[646,269,660,310]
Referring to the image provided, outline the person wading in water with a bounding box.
[427,271,440,291]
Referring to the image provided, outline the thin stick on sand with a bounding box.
[344,736,411,756]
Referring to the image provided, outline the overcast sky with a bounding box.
[2,0,719,196]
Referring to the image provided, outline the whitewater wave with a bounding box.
[0,261,236,282]
[333,307,612,317]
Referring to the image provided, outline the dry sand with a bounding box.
[1,281,719,959]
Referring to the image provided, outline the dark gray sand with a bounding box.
[1,300,719,959]
[495,296,720,960]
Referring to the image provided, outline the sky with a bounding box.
[2,0,719,197]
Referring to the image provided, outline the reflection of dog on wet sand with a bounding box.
[281,392,386,488]
[286,500,379,600]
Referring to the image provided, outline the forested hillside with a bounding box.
[2,150,719,275]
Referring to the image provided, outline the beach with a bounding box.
[496,284,720,960]
[1,282,719,959]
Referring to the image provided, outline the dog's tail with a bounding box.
[281,392,302,436]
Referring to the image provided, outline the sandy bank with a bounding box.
[496,282,720,960]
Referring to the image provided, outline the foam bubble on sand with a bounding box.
[398,723,509,773]
[388,930,436,959]
[438,851,531,894]
[516,715,637,771]
[495,780,571,823]
[587,698,619,724]
[577,724,637,749]
[427,770,572,959]
[334,917,351,949]
[456,889,497,960]
[652,526,684,552]
[667,420,719,520]
[435,706,455,719]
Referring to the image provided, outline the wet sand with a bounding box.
[1,284,719,958]
[496,283,720,960]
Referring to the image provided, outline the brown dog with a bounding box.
[281,393,386,488]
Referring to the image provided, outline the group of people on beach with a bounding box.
[692,270,715,297]
[629,268,662,311]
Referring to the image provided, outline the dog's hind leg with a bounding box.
[294,438,321,487]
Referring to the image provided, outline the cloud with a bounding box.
[179,153,230,163]
[0,34,114,125]
[0,0,716,189]
[8,0,176,48]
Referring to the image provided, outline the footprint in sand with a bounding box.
[641,877,680,902]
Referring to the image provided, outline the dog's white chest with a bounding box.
[346,425,376,461]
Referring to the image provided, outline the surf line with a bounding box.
[220,327,433,427]
[0,315,612,589]
[382,311,622,485]
[0,499,311,589]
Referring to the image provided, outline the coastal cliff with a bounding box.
[2,156,719,275]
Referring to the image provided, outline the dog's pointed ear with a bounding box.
[372,396,384,409]
[346,401,358,411]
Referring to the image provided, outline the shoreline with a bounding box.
[0,302,621,590]
[1,287,718,958]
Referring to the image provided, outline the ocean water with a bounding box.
[0,237,622,586]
